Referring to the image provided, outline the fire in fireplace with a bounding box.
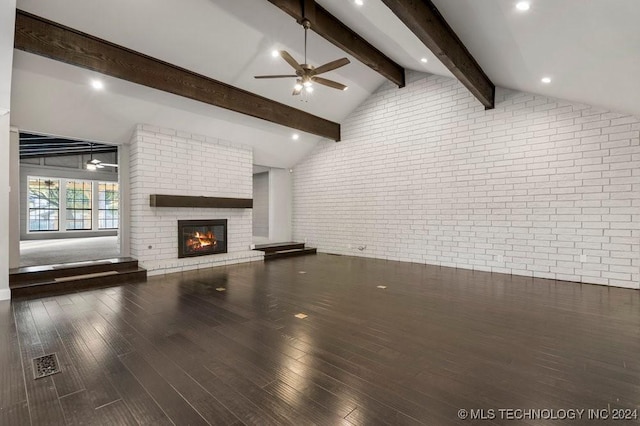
[178,219,227,258]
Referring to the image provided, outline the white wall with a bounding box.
[0,114,11,300]
[129,124,262,275]
[293,72,640,289]
[0,0,16,300]
[9,128,20,268]
[252,172,269,238]
[269,168,292,242]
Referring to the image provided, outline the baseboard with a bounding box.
[0,288,11,301]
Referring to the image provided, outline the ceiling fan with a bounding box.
[86,143,118,171]
[254,18,350,95]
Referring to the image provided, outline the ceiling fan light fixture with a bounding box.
[294,82,303,91]
[86,161,97,171]
[271,50,280,58]
[305,86,314,93]
[303,80,313,88]
[355,0,364,5]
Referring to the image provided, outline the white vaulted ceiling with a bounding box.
[10,0,640,167]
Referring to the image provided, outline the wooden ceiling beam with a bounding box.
[380,0,495,109]
[266,0,405,88]
[14,10,341,141]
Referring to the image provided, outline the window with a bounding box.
[66,180,92,230]
[28,178,60,231]
[98,182,119,229]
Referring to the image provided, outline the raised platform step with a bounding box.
[9,257,147,298]
[254,242,305,253]
[10,257,140,285]
[264,247,317,261]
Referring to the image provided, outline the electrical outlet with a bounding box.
[580,254,587,263]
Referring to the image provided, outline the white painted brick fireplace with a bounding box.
[129,124,262,275]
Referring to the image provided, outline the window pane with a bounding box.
[66,180,92,230]
[28,177,60,231]
[98,182,119,229]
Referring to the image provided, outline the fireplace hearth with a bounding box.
[178,219,227,258]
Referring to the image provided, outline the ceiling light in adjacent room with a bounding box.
[90,79,104,90]
[516,1,530,11]
[420,58,428,63]
[541,77,551,83]
[271,50,280,58]
[292,134,300,140]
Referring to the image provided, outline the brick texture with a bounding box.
[293,72,640,289]
[130,124,261,275]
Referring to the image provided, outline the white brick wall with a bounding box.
[130,124,262,275]
[293,72,640,289]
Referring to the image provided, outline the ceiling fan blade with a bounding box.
[313,77,348,91]
[279,51,303,72]
[254,75,298,79]
[313,58,350,75]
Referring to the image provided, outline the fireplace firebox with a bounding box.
[178,219,227,258]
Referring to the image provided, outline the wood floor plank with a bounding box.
[95,309,242,425]
[0,401,31,426]
[4,254,640,425]
[119,351,210,426]
[59,390,101,426]
[42,299,121,409]
[0,301,27,410]
[26,300,85,398]
[13,301,66,426]
[94,400,139,426]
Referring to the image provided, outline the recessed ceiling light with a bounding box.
[90,79,104,90]
[420,58,428,63]
[292,134,300,140]
[271,50,280,58]
[541,77,551,83]
[355,0,364,5]
[516,1,530,11]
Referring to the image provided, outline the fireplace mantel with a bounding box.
[150,194,253,208]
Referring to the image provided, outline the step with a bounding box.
[10,268,147,299]
[254,242,306,253]
[264,247,317,261]
[9,257,139,285]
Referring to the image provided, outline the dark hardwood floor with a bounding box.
[1,254,639,425]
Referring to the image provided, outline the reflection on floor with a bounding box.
[2,254,639,425]
[19,236,119,266]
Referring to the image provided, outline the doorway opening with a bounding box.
[19,132,121,266]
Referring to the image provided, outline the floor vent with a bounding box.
[33,353,61,379]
